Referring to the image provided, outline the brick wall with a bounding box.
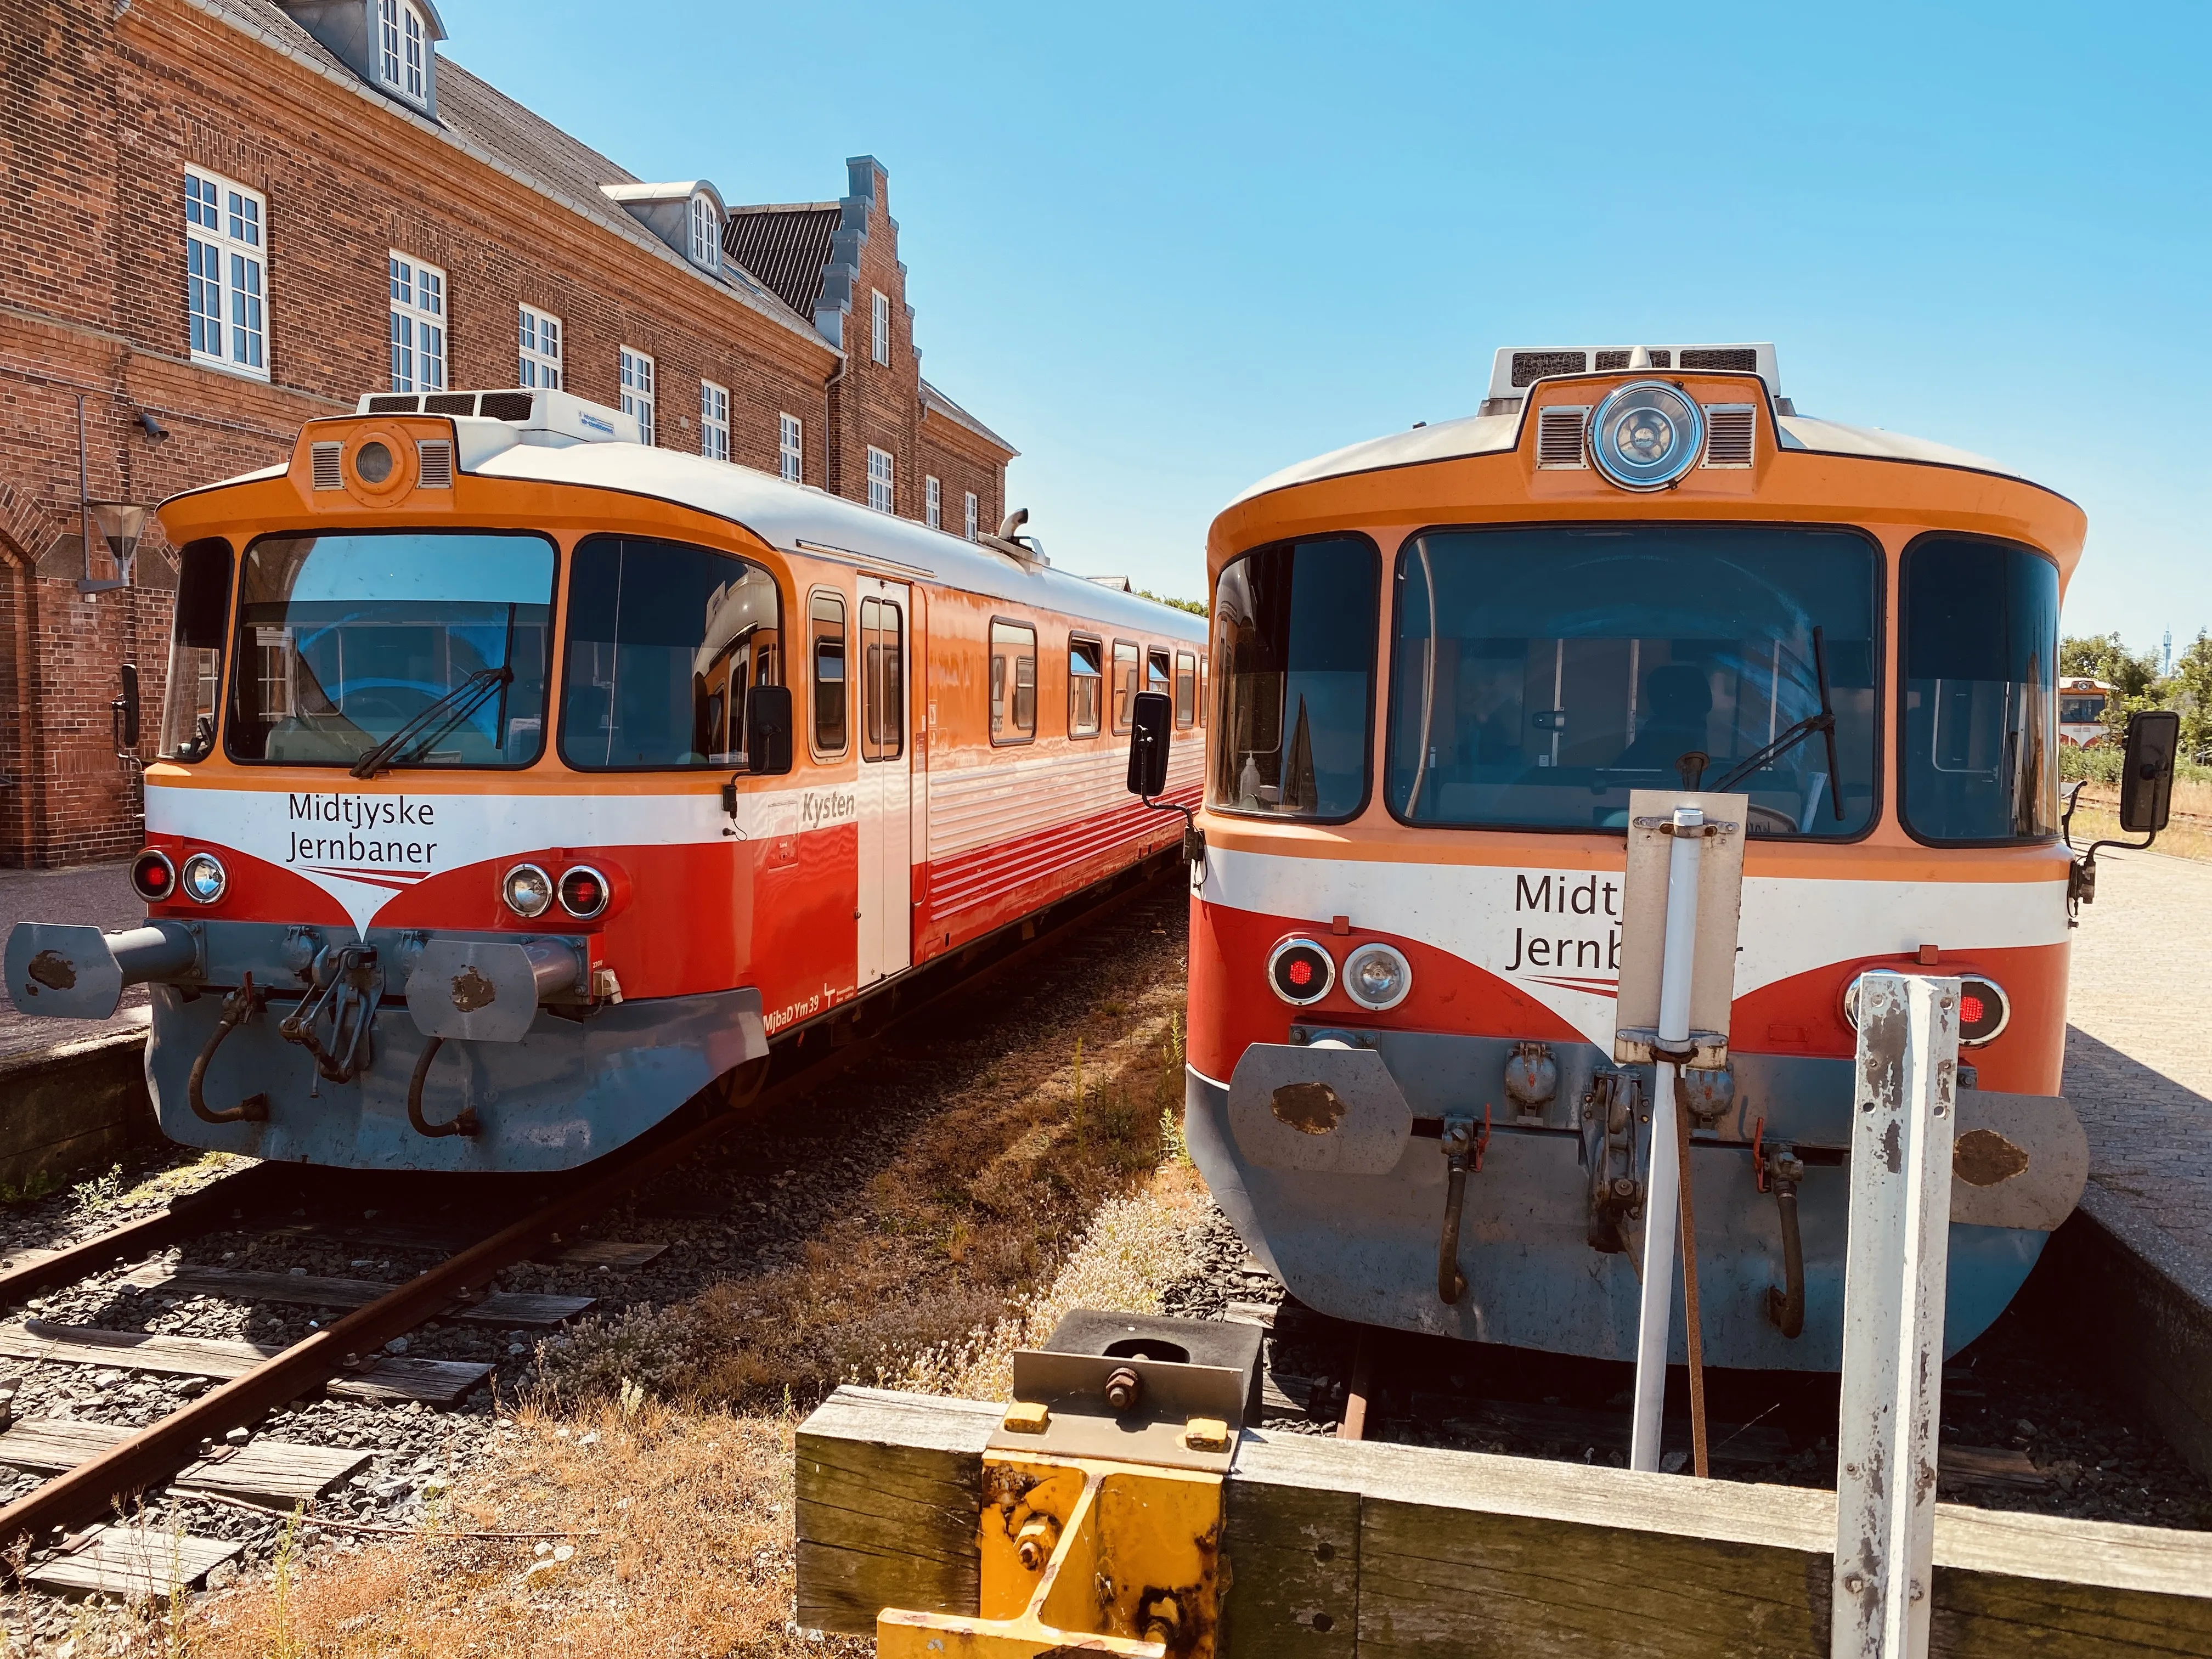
[0,0,1009,865]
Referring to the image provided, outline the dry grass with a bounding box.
[154,905,1203,1658]
[2071,785,2212,862]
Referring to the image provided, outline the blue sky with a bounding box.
[456,1,2209,654]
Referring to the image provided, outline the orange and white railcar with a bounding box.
[1180,343,2095,1371]
[4,388,1205,1170]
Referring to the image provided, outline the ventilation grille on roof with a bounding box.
[416,439,454,489]
[478,391,534,421]
[366,394,419,414]
[1680,348,1758,373]
[1536,406,1590,469]
[1511,351,1588,387]
[1702,405,1757,469]
[425,392,475,416]
[310,441,344,491]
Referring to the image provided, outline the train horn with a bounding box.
[5,921,199,1020]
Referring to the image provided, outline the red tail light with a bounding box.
[129,849,176,902]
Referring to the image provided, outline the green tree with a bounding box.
[2059,632,2163,740]
[1136,587,1208,617]
[2171,630,2212,763]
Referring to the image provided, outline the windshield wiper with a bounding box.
[349,666,513,780]
[1709,625,1846,820]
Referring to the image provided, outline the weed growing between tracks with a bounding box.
[163,890,1206,1657]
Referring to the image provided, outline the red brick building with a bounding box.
[0,0,1016,866]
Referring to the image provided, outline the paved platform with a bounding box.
[0,862,148,1060]
[2063,846,2212,1304]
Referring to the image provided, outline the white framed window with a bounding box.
[620,347,656,444]
[377,0,428,103]
[184,169,266,378]
[964,490,978,542]
[700,379,730,461]
[778,413,803,483]
[689,194,720,270]
[867,445,894,514]
[925,476,941,530]
[388,252,445,392]
[518,304,561,388]
[871,289,890,365]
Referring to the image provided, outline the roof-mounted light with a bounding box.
[1590,380,1703,492]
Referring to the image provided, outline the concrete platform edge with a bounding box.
[0,1029,159,1197]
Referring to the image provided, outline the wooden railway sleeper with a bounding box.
[187,972,269,1124]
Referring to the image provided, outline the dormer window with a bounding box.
[377,0,429,103]
[689,194,721,270]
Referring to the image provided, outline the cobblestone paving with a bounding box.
[0,860,146,1058]
[2063,847,2212,1307]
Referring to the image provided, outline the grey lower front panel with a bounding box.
[146,985,767,1172]
[1186,1068,2043,1371]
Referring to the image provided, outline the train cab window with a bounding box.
[810,590,848,757]
[1148,648,1172,704]
[1111,640,1140,733]
[228,529,556,769]
[160,538,232,762]
[991,619,1037,743]
[1900,535,2060,844]
[1174,650,1197,728]
[1384,524,1878,837]
[1211,535,1379,820]
[860,595,904,761]
[1069,635,1103,737]
[559,535,783,769]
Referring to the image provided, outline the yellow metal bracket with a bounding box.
[876,1312,1259,1658]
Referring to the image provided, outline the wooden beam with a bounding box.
[795,1387,2212,1656]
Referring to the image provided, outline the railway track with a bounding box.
[0,856,1187,1600]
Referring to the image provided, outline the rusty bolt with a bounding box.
[1611,1177,1639,1201]
[1105,1366,1142,1413]
[1843,1573,1866,1594]
[1014,1515,1060,1572]
[1142,1594,1182,1643]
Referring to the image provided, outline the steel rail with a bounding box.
[0,859,1180,1562]
[0,1160,284,1308]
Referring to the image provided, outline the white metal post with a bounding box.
[1832,972,1960,1659]
[1628,804,1704,1472]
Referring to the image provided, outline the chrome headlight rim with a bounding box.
[1266,935,1337,1007]
[1341,940,1413,1011]
[557,864,611,921]
[178,851,228,906]
[501,861,555,919]
[129,848,177,903]
[1589,379,1703,492]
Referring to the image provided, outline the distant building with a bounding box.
[0,0,1014,865]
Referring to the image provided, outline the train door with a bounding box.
[855,577,913,985]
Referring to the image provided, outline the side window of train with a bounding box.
[859,595,904,761]
[811,590,848,758]
[1111,640,1139,734]
[1148,646,1172,707]
[1174,650,1197,728]
[559,534,782,770]
[1069,635,1103,738]
[991,619,1037,744]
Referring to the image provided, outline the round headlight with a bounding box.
[501,862,554,918]
[353,440,394,485]
[1843,971,2010,1048]
[1342,942,1413,1011]
[1267,937,1336,1007]
[1590,380,1703,492]
[178,852,228,906]
[129,849,176,902]
[558,865,610,921]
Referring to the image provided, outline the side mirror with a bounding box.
[112,663,142,752]
[2118,708,2179,834]
[1126,691,1173,799]
[745,685,794,776]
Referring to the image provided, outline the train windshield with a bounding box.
[1385,525,1879,837]
[225,531,555,768]
[1899,537,2059,843]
